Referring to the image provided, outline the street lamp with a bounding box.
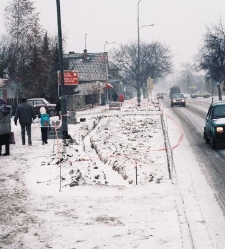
[104,41,116,104]
[104,41,116,52]
[137,0,154,106]
[85,33,87,49]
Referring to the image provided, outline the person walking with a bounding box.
[14,97,36,146]
[55,97,61,120]
[0,99,11,156]
[39,107,50,145]
[112,92,118,102]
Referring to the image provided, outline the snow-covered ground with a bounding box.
[1,98,225,249]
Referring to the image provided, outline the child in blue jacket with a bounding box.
[39,107,50,145]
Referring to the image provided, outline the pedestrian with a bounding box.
[14,97,36,146]
[112,92,118,102]
[0,98,11,156]
[55,97,61,120]
[39,107,50,145]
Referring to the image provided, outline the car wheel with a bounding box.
[203,131,210,144]
[210,137,217,149]
[49,109,55,117]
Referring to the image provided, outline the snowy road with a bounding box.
[161,96,225,248]
[163,97,225,213]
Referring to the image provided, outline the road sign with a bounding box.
[58,70,78,85]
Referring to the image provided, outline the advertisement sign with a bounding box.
[58,70,78,85]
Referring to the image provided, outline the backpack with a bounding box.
[41,114,50,127]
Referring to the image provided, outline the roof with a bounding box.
[64,52,108,82]
[211,101,225,107]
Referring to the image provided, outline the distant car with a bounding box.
[183,93,190,98]
[171,93,186,107]
[204,101,225,149]
[190,91,211,98]
[27,98,56,117]
[156,93,164,99]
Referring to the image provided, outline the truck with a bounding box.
[169,85,181,99]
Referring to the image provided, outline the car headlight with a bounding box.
[216,127,224,133]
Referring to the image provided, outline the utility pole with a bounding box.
[137,0,141,106]
[56,0,68,139]
[137,0,154,106]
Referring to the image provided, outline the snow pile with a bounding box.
[32,101,169,190]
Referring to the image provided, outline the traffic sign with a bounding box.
[58,70,79,85]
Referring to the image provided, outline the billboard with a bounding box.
[58,70,78,85]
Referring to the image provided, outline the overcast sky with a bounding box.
[1,0,225,70]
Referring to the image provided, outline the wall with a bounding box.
[66,94,85,111]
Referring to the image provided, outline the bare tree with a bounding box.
[176,63,205,93]
[196,20,225,97]
[1,0,60,102]
[111,40,173,103]
[141,42,173,97]
[4,0,43,99]
[5,0,43,48]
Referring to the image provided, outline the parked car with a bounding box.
[171,93,186,107]
[183,93,190,98]
[156,93,164,99]
[190,91,211,98]
[27,98,56,117]
[204,101,225,149]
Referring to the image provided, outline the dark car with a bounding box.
[204,101,225,149]
[27,98,56,117]
[171,93,186,107]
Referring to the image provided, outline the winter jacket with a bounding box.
[40,113,50,127]
[0,105,11,135]
[14,103,36,125]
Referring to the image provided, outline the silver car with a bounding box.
[190,91,211,98]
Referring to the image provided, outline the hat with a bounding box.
[0,98,6,105]
[40,107,46,114]
[21,97,27,102]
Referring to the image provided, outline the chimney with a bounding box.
[83,49,88,61]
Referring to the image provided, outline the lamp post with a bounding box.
[56,0,68,139]
[104,41,116,104]
[104,41,116,52]
[137,0,154,106]
[137,0,142,106]
[85,33,87,49]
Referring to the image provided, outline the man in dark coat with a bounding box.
[14,97,36,146]
[55,97,61,120]
[112,92,118,102]
[0,98,11,155]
